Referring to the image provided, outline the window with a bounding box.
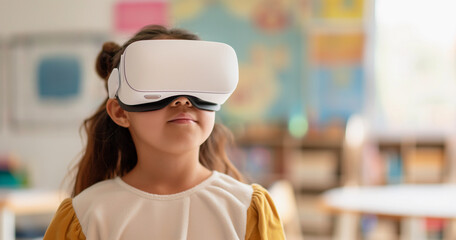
[371,0,456,135]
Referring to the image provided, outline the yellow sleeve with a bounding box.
[245,184,286,240]
[43,198,86,240]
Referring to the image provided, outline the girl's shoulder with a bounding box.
[215,173,286,239]
[211,172,275,205]
[208,171,254,203]
[73,178,120,205]
[71,178,126,222]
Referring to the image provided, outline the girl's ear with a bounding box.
[106,99,130,128]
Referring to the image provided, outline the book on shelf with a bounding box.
[425,218,446,240]
[360,216,399,240]
[361,144,386,185]
[404,147,444,184]
[361,216,448,240]
[286,149,338,191]
[381,150,403,185]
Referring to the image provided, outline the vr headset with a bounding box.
[107,39,239,112]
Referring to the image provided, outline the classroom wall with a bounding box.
[0,0,117,191]
[0,0,366,191]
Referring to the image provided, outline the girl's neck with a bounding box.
[121,148,212,195]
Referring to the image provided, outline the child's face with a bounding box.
[124,96,215,155]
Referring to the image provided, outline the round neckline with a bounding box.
[115,171,219,200]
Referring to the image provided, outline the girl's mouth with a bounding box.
[168,113,196,124]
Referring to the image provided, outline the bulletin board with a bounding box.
[7,33,107,130]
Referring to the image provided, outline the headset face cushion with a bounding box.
[107,40,239,112]
[117,95,220,112]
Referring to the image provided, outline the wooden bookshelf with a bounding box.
[231,124,345,239]
[373,139,448,185]
[358,137,452,240]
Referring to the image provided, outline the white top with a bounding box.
[72,171,253,240]
[322,184,456,218]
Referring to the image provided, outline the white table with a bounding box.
[322,184,456,218]
[321,184,456,240]
[0,189,63,240]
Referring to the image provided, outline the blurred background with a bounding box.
[1,0,456,239]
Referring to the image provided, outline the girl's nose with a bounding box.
[171,96,193,107]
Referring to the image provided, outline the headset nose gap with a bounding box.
[171,96,193,108]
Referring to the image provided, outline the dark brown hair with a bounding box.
[72,25,243,197]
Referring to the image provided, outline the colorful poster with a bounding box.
[311,0,364,19]
[310,31,364,65]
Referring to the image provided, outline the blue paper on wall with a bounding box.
[313,64,364,124]
[38,55,81,99]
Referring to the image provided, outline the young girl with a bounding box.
[44,25,285,240]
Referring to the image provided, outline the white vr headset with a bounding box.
[107,39,239,112]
